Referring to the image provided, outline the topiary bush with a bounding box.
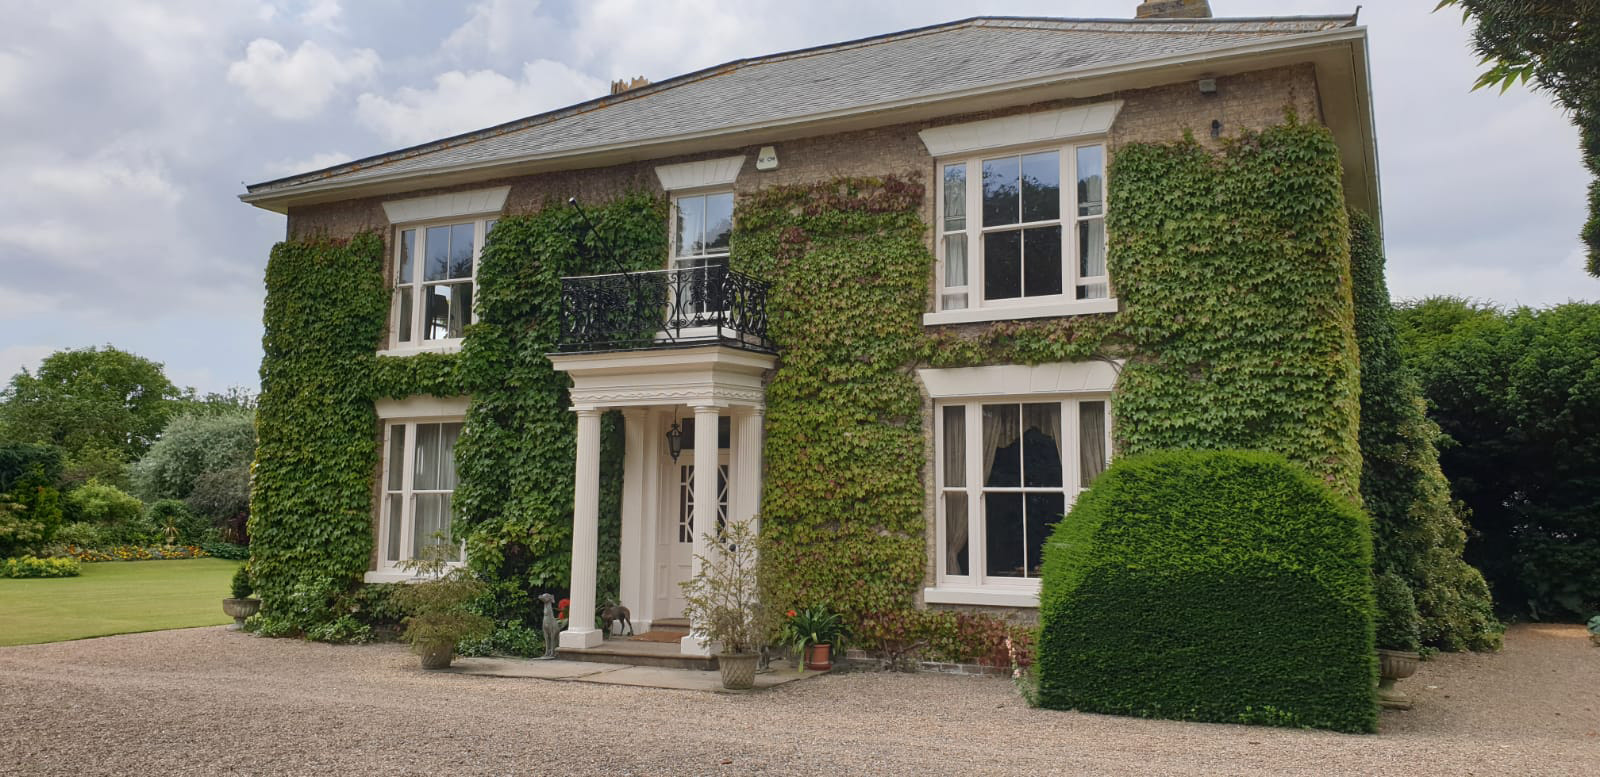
[1373,570,1422,653]
[1038,450,1377,733]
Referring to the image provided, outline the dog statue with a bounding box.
[538,593,560,659]
[600,602,633,637]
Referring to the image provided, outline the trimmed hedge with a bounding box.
[1038,450,1377,733]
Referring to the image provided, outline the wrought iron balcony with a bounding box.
[557,264,775,354]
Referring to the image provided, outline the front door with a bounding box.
[655,452,728,620]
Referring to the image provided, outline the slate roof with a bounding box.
[245,14,1358,197]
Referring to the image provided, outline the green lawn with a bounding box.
[0,558,241,646]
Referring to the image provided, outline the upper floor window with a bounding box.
[391,218,496,348]
[935,142,1108,316]
[670,192,733,319]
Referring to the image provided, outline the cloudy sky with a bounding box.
[0,0,1593,394]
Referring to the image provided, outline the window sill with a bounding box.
[923,298,1117,326]
[364,564,464,584]
[377,342,463,358]
[923,586,1039,608]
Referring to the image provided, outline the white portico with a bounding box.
[548,343,773,656]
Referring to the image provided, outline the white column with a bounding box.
[561,408,604,649]
[731,407,765,532]
[681,403,721,656]
[617,408,647,634]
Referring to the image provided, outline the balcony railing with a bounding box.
[557,264,775,354]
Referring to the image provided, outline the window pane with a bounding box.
[1077,283,1109,300]
[395,287,413,344]
[1078,146,1105,217]
[704,193,733,252]
[942,405,965,487]
[982,156,1020,227]
[485,219,497,235]
[424,226,450,281]
[450,223,474,279]
[983,230,1021,300]
[941,292,969,311]
[398,229,415,284]
[413,493,455,560]
[1023,226,1063,297]
[1079,218,1106,278]
[944,234,967,287]
[985,492,1024,578]
[439,422,462,490]
[1021,151,1060,223]
[424,285,447,340]
[447,283,472,338]
[982,404,1021,487]
[675,195,705,257]
[414,423,441,490]
[1024,492,1066,577]
[1022,403,1063,487]
[943,163,966,232]
[386,425,405,491]
[385,494,403,562]
[945,493,968,576]
[1080,401,1108,486]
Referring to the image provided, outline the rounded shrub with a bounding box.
[1038,450,1378,733]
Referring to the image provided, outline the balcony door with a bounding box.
[670,191,733,327]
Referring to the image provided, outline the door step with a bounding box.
[648,618,691,634]
[556,637,716,671]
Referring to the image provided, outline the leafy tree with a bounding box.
[1397,298,1600,619]
[0,443,66,557]
[65,480,151,545]
[0,346,185,483]
[1436,1,1600,275]
[131,408,255,503]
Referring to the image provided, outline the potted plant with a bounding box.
[1587,615,1600,647]
[779,605,849,671]
[221,564,260,629]
[1373,571,1422,710]
[680,520,773,690]
[390,541,493,670]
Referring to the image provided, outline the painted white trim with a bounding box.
[374,395,471,419]
[918,101,1122,157]
[364,569,428,584]
[380,186,510,224]
[923,586,1039,608]
[655,156,746,191]
[377,342,463,358]
[924,298,1117,325]
[918,360,1120,399]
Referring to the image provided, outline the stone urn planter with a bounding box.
[719,652,759,690]
[418,640,456,670]
[804,643,832,671]
[1590,632,1600,648]
[221,597,260,630]
[1377,648,1421,710]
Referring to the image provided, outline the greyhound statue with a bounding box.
[600,602,633,637]
[538,593,560,659]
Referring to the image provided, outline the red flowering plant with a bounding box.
[778,605,849,664]
[557,598,571,626]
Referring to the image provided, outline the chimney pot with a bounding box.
[610,76,651,95]
[1136,0,1213,19]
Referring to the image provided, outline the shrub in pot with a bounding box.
[779,605,849,671]
[390,542,492,669]
[1373,570,1422,709]
[222,564,260,629]
[680,520,774,689]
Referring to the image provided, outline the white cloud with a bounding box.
[299,0,342,29]
[0,345,56,383]
[0,286,62,321]
[355,60,606,146]
[0,50,23,105]
[227,38,379,120]
[263,150,353,178]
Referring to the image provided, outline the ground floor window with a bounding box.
[380,419,463,566]
[936,397,1109,587]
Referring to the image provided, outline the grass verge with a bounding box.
[0,558,240,646]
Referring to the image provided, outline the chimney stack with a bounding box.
[610,76,651,95]
[1136,0,1213,19]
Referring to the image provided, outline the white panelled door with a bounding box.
[655,452,729,619]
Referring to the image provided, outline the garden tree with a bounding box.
[0,346,185,484]
[131,406,255,540]
[1397,298,1600,620]
[1436,1,1600,275]
[0,443,66,557]
[1348,214,1499,651]
[65,480,151,546]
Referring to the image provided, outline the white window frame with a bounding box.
[926,139,1115,326]
[667,189,734,326]
[927,394,1112,606]
[384,216,496,353]
[369,416,467,583]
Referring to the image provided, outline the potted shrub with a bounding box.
[390,542,493,670]
[680,520,773,690]
[1588,615,1600,647]
[779,605,849,671]
[1373,571,1422,710]
[222,564,260,629]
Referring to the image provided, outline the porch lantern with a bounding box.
[665,420,685,461]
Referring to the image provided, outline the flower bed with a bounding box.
[53,545,211,562]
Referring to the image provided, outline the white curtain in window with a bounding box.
[982,404,1020,485]
[1079,402,1107,486]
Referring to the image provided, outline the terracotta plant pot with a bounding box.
[719,652,759,690]
[418,641,455,670]
[1377,648,1421,710]
[804,643,832,671]
[221,597,260,630]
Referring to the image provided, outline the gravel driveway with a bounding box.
[0,624,1594,776]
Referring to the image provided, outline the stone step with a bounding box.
[648,618,691,633]
[556,638,716,671]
